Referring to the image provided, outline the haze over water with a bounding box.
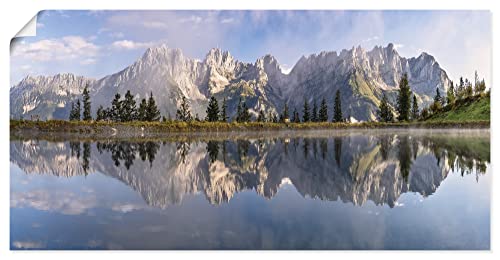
[10,130,490,250]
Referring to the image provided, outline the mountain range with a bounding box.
[10,43,450,121]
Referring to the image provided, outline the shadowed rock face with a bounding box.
[10,133,488,208]
[10,44,449,121]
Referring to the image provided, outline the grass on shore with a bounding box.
[10,118,490,133]
[424,93,490,122]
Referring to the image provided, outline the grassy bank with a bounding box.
[10,119,490,135]
[425,94,490,122]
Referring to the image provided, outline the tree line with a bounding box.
[377,70,488,122]
[69,86,161,122]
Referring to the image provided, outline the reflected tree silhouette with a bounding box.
[320,138,328,160]
[176,142,190,164]
[397,136,413,182]
[82,142,90,174]
[334,137,342,167]
[70,141,81,159]
[206,141,219,164]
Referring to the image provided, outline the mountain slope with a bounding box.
[10,43,450,121]
[425,94,490,122]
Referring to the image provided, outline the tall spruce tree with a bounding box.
[96,105,105,121]
[82,85,92,121]
[176,95,192,122]
[69,102,76,121]
[302,99,310,122]
[238,99,251,122]
[434,88,442,104]
[137,98,148,121]
[318,97,328,122]
[257,110,266,122]
[447,81,456,105]
[411,95,419,120]
[146,92,160,121]
[121,90,137,121]
[74,99,81,121]
[205,96,220,122]
[111,93,122,122]
[311,100,318,122]
[219,98,228,122]
[378,93,393,122]
[333,90,342,122]
[236,97,243,122]
[292,108,300,123]
[281,102,289,122]
[396,73,412,121]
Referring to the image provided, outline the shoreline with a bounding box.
[10,120,490,140]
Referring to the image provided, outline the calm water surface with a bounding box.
[10,130,490,250]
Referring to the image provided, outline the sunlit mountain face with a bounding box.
[10,130,490,249]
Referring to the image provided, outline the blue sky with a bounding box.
[10,10,491,87]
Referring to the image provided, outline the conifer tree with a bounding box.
[434,88,443,104]
[146,92,161,121]
[465,78,473,97]
[280,102,289,122]
[238,100,251,122]
[447,81,456,105]
[96,105,105,121]
[111,93,122,122]
[333,90,343,122]
[121,90,137,121]
[302,99,310,122]
[378,93,393,122]
[257,110,266,122]
[311,100,318,122]
[82,85,92,121]
[176,95,192,122]
[236,97,243,122]
[219,98,228,122]
[74,99,81,121]
[411,95,419,121]
[396,73,411,121]
[205,96,220,122]
[137,98,148,121]
[69,102,76,121]
[318,97,328,122]
[292,108,300,123]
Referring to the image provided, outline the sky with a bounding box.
[10,10,492,87]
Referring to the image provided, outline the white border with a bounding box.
[1,0,497,259]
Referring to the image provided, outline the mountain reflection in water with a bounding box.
[10,132,489,208]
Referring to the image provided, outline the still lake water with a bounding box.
[10,130,490,250]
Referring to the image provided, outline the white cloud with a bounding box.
[142,21,168,29]
[11,36,100,62]
[220,18,235,24]
[393,43,404,50]
[180,15,203,24]
[36,22,44,28]
[11,190,97,215]
[111,40,156,50]
[363,36,379,43]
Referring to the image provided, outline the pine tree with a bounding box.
[318,97,328,122]
[378,94,393,122]
[82,85,92,121]
[411,95,419,120]
[280,102,289,122]
[242,102,251,122]
[111,93,122,122]
[176,95,192,122]
[333,90,342,122]
[434,88,443,104]
[447,81,456,105]
[137,98,148,121]
[146,92,161,121]
[96,105,105,121]
[121,90,137,121]
[311,100,318,122]
[205,96,220,122]
[236,97,243,122]
[302,99,310,122]
[396,73,411,121]
[257,110,266,122]
[69,102,76,121]
[465,78,473,97]
[74,99,81,121]
[291,108,300,123]
[219,98,228,122]
[456,77,465,100]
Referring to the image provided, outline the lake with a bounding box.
[10,129,490,250]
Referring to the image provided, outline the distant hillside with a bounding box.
[425,94,490,122]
